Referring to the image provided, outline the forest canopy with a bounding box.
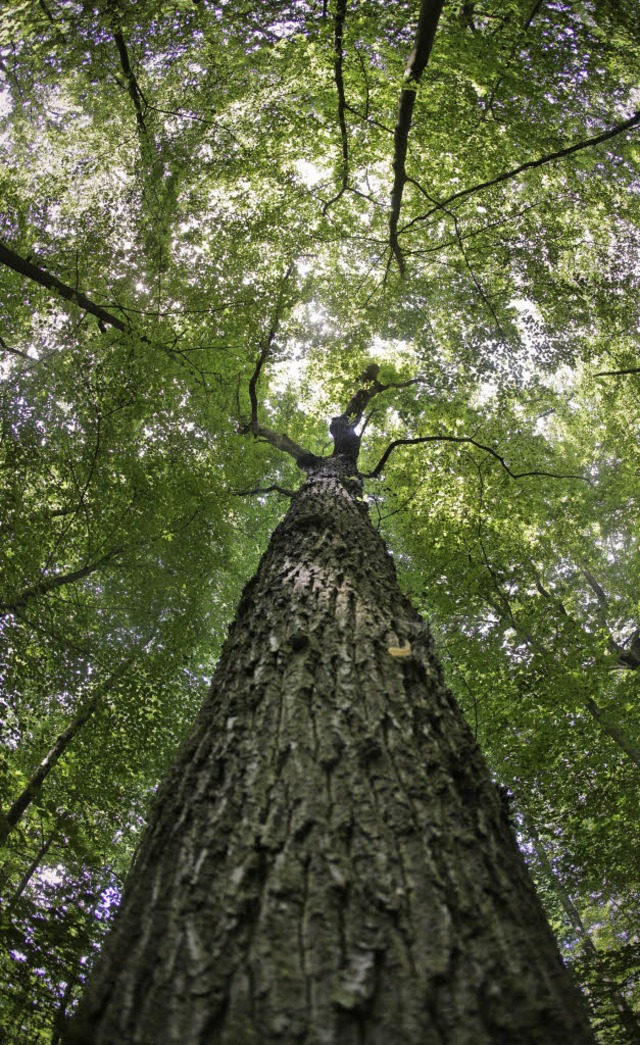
[0,0,639,1040]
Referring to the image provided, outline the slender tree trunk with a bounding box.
[69,460,594,1043]
[0,697,99,843]
[528,821,640,1042]
[9,832,55,903]
[1,658,136,843]
[583,697,640,767]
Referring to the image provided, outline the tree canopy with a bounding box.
[0,0,638,1040]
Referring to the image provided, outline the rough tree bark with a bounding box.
[68,416,594,1042]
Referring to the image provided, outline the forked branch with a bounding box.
[341,373,425,426]
[403,109,640,233]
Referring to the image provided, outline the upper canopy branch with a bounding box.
[363,433,588,482]
[0,240,128,333]
[402,109,640,234]
[322,0,349,215]
[113,29,149,137]
[389,0,445,272]
[242,275,323,469]
[341,371,426,427]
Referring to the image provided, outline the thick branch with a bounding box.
[594,366,640,378]
[0,550,120,615]
[242,420,320,469]
[583,697,640,767]
[0,240,128,332]
[342,374,424,425]
[322,0,349,215]
[113,31,148,135]
[248,333,274,427]
[403,109,640,233]
[235,485,296,498]
[243,325,321,469]
[579,566,625,659]
[581,566,609,611]
[389,0,445,271]
[364,434,587,482]
[330,375,428,464]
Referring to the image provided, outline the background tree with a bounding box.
[0,0,638,1040]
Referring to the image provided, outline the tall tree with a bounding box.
[1,0,639,1039]
[69,365,594,1042]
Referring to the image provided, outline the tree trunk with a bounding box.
[528,820,640,1042]
[69,460,594,1043]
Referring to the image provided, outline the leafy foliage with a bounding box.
[0,0,638,1039]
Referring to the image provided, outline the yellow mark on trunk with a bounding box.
[388,641,412,658]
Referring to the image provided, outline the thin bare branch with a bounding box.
[389,0,445,272]
[594,366,640,378]
[403,109,640,233]
[364,433,588,482]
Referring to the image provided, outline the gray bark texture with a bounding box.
[68,458,594,1044]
